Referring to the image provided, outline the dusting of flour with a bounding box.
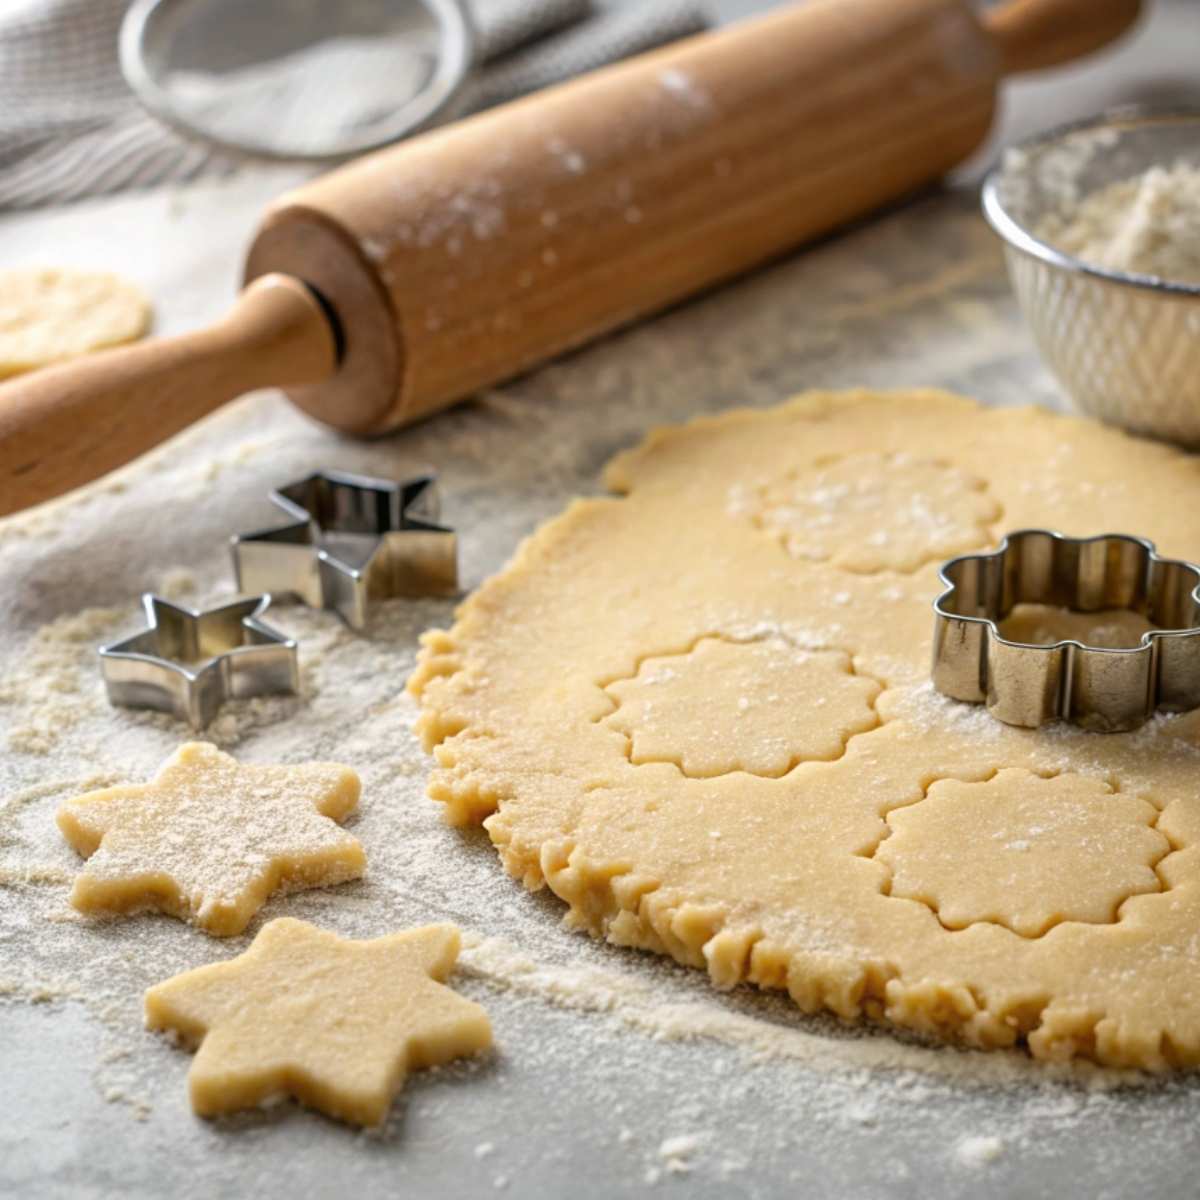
[1038,162,1200,285]
[0,166,1194,1194]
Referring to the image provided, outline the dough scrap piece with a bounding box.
[145,918,491,1126]
[57,742,364,936]
[410,389,1200,1070]
[0,267,151,378]
[874,769,1169,937]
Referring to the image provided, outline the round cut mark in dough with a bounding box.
[600,636,881,778]
[873,769,1169,938]
[0,267,151,378]
[751,452,1000,573]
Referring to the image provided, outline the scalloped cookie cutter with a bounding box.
[931,530,1200,732]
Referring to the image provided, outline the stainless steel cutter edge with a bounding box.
[931,529,1200,732]
[99,593,299,729]
[230,470,458,630]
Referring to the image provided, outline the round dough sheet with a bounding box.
[411,390,1200,1070]
[0,267,150,378]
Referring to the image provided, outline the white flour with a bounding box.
[1038,162,1200,285]
[955,1134,1005,1168]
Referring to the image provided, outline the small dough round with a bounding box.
[412,389,1200,1071]
[0,267,151,378]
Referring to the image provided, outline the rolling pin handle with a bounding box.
[983,0,1143,75]
[0,273,338,519]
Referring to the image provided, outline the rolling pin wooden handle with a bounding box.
[985,0,1143,75]
[0,274,337,518]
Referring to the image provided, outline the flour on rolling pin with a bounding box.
[353,64,717,278]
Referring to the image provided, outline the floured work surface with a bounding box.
[5,75,1200,1200]
[413,389,1200,1071]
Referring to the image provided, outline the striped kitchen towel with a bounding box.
[0,0,708,208]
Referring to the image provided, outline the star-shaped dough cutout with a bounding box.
[57,742,364,936]
[145,918,492,1126]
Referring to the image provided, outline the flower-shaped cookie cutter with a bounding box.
[931,530,1200,732]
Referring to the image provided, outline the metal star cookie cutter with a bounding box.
[931,530,1200,732]
[231,471,458,630]
[99,594,299,729]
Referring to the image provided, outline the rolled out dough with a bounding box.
[411,389,1200,1070]
[0,267,150,378]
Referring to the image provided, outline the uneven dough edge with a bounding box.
[407,388,1200,1072]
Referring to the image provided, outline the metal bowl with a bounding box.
[982,108,1200,445]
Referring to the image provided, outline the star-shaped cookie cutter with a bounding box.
[231,471,457,629]
[931,530,1200,732]
[99,594,299,729]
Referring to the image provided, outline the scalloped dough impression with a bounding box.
[410,390,1200,1070]
[750,452,999,572]
[873,769,1168,938]
[601,637,880,778]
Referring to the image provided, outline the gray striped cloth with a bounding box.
[0,0,708,209]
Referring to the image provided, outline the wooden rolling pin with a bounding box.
[0,0,1141,516]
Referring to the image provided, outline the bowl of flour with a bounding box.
[983,107,1200,445]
